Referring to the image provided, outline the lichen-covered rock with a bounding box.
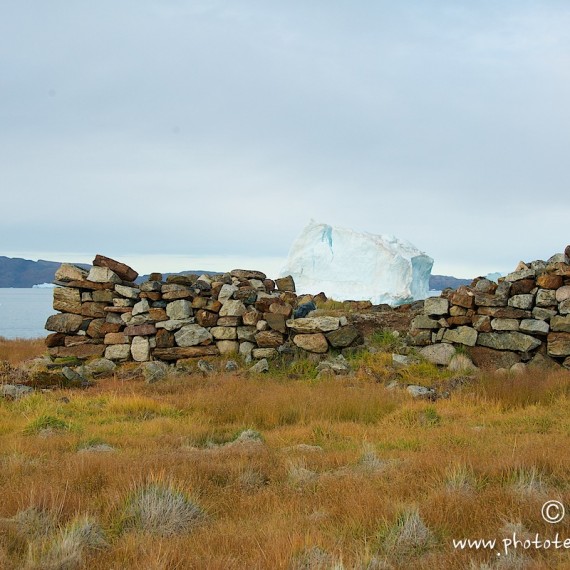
[442,326,477,346]
[419,343,456,366]
[286,316,340,333]
[174,324,212,347]
[478,332,541,352]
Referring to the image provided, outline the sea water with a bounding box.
[0,288,53,339]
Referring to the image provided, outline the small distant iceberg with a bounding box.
[32,283,55,288]
[485,272,503,283]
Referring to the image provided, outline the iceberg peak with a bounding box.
[280,221,433,306]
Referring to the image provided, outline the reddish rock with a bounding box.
[269,302,293,318]
[155,329,175,348]
[195,309,218,327]
[255,298,274,313]
[478,307,531,319]
[104,332,129,345]
[148,308,168,322]
[140,292,162,301]
[447,316,473,326]
[275,275,295,292]
[536,274,563,290]
[264,312,287,333]
[510,279,536,295]
[467,346,521,369]
[100,322,122,334]
[242,309,262,326]
[45,333,66,348]
[93,254,138,282]
[280,292,298,306]
[449,287,474,309]
[81,302,107,318]
[264,279,276,292]
[255,330,284,347]
[547,332,570,357]
[48,344,106,359]
[86,319,107,338]
[472,315,492,333]
[54,279,114,291]
[124,324,157,336]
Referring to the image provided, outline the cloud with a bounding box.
[1,1,569,277]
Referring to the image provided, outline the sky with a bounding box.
[1,1,569,278]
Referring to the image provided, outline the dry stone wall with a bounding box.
[410,248,570,369]
[44,255,361,363]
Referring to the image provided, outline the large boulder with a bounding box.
[279,220,433,305]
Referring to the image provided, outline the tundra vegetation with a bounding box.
[0,337,569,569]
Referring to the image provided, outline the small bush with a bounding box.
[378,507,434,560]
[121,479,205,536]
[24,415,70,435]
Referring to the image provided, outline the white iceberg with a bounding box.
[280,220,433,306]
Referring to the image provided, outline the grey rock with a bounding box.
[105,344,131,361]
[88,266,121,283]
[62,366,86,384]
[45,313,83,334]
[225,360,239,372]
[219,299,247,317]
[115,284,140,299]
[407,385,436,399]
[166,299,193,320]
[252,348,278,359]
[442,326,478,346]
[411,315,440,329]
[508,294,534,310]
[551,315,570,333]
[491,318,519,331]
[174,324,212,347]
[218,284,238,302]
[131,336,150,362]
[519,319,550,335]
[536,289,557,307]
[392,354,414,367]
[197,360,215,374]
[504,268,536,282]
[424,297,449,316]
[419,343,456,366]
[85,358,116,376]
[250,358,269,373]
[560,299,570,315]
[557,286,570,303]
[216,340,239,355]
[141,361,169,383]
[1,384,33,400]
[478,332,541,352]
[211,327,237,340]
[237,326,256,342]
[532,307,557,321]
[55,263,88,282]
[286,316,340,333]
[239,341,255,357]
[155,319,195,331]
[132,299,150,316]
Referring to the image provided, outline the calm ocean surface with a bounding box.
[0,288,53,339]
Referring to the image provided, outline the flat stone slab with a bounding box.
[478,331,541,352]
[153,346,220,360]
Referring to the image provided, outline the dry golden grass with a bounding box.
[0,339,569,568]
[0,336,45,365]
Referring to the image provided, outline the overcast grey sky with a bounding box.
[1,1,569,278]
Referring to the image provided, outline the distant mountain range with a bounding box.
[0,255,473,291]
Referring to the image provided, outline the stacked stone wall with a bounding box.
[44,255,361,363]
[410,248,570,369]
